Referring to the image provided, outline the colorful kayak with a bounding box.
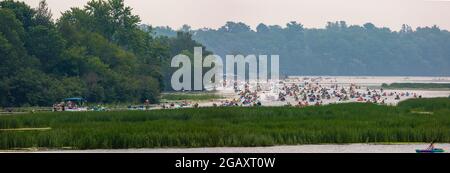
[415,148,445,153]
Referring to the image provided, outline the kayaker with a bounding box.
[427,141,435,150]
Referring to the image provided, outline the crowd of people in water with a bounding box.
[47,78,429,111]
[274,81,422,107]
[156,79,426,109]
[196,79,423,108]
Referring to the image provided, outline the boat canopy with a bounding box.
[64,97,85,102]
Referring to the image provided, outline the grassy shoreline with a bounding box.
[161,92,224,101]
[382,83,450,90]
[0,98,449,150]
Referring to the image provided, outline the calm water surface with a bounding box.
[29,143,450,153]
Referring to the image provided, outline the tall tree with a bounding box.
[34,0,53,27]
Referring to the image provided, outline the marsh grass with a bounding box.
[382,83,450,90]
[0,98,449,150]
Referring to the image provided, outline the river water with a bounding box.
[27,144,449,153]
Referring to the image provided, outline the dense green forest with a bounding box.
[0,0,208,107]
[155,21,450,76]
[2,0,450,107]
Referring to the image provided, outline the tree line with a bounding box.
[155,21,450,76]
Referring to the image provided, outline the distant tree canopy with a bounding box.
[0,0,206,107]
[157,30,213,91]
[155,21,450,76]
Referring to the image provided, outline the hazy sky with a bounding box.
[20,0,450,31]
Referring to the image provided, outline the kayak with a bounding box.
[415,148,445,153]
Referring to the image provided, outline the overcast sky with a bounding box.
[20,0,450,31]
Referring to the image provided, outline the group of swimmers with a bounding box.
[275,81,421,106]
[157,78,425,109]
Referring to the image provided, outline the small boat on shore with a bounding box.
[416,148,445,153]
[416,142,445,153]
